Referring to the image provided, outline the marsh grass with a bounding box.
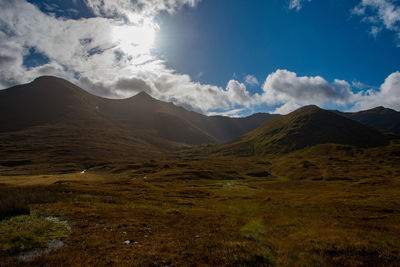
[0,185,74,220]
[0,211,69,255]
[0,142,399,265]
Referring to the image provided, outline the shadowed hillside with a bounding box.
[0,76,276,145]
[0,76,276,174]
[335,106,400,134]
[0,76,103,132]
[223,105,392,156]
[1,78,400,267]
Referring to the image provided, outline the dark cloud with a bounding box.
[115,77,151,92]
[0,55,16,64]
[79,76,116,98]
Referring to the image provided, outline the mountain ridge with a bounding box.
[334,107,400,134]
[221,105,392,156]
[0,76,277,144]
[0,76,280,174]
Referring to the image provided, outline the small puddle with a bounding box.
[16,215,70,262]
[18,239,64,261]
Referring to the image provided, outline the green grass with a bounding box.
[0,211,69,255]
[241,219,265,241]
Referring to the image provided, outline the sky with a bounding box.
[0,0,399,116]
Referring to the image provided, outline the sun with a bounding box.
[112,23,157,55]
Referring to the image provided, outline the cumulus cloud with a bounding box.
[0,0,264,115]
[0,0,247,113]
[257,69,400,114]
[260,70,353,113]
[244,74,259,86]
[0,0,399,117]
[352,71,400,111]
[115,77,152,93]
[85,0,201,21]
[226,80,252,107]
[352,0,400,44]
[272,101,302,115]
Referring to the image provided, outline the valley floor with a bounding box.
[1,151,400,266]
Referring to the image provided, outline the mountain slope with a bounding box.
[0,76,278,173]
[99,91,279,144]
[0,77,167,174]
[0,76,103,132]
[223,105,391,155]
[335,107,400,134]
[0,76,276,145]
[97,92,217,145]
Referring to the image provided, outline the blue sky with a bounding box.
[157,0,399,88]
[1,0,400,115]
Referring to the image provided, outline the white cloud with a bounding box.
[85,0,201,21]
[289,0,400,44]
[226,80,251,107]
[0,0,250,114]
[244,74,259,86]
[272,101,302,115]
[259,69,400,114]
[207,108,246,118]
[352,71,400,111]
[289,0,311,11]
[260,70,352,113]
[352,0,400,44]
[0,0,399,117]
[370,25,383,38]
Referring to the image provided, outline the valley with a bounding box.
[1,146,400,266]
[1,77,400,266]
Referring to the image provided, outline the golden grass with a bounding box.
[0,141,400,266]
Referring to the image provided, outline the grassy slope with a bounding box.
[220,106,392,157]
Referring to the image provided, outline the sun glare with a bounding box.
[112,23,157,55]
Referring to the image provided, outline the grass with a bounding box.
[0,211,69,255]
[0,141,399,265]
[0,184,75,220]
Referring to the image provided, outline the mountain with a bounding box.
[0,76,276,173]
[0,76,102,132]
[0,76,276,145]
[96,89,278,145]
[223,105,391,156]
[335,107,400,134]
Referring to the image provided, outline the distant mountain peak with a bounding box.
[296,105,321,112]
[32,75,69,85]
[33,75,58,81]
[369,106,396,113]
[374,106,386,110]
[135,91,152,97]
[131,91,156,102]
[228,104,390,155]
